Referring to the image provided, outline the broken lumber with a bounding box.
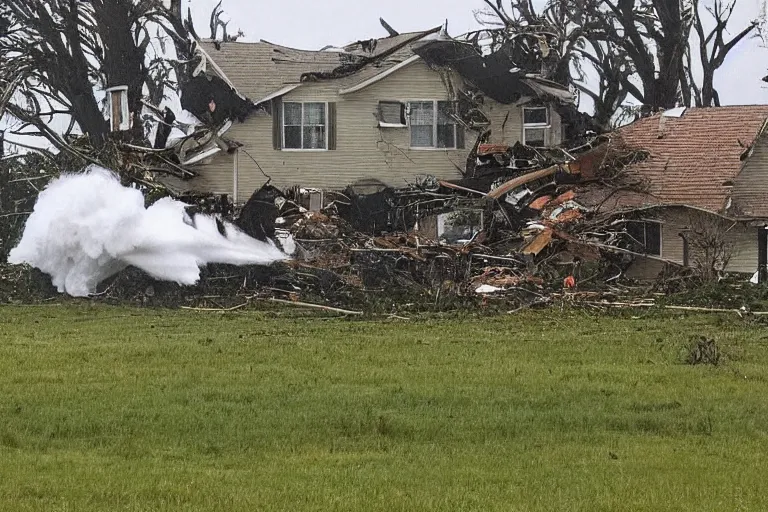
[486,165,559,200]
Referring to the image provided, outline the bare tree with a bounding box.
[0,0,192,156]
[476,0,755,126]
[682,211,734,281]
[686,0,757,107]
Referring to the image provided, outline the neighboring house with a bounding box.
[582,105,768,279]
[179,27,575,204]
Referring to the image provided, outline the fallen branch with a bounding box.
[180,302,249,312]
[582,301,765,316]
[265,298,364,316]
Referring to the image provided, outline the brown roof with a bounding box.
[199,30,436,103]
[611,106,768,213]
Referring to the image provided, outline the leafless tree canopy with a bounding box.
[0,0,193,155]
[476,0,756,128]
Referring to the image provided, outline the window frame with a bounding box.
[378,100,407,128]
[626,220,663,257]
[106,85,130,132]
[282,101,329,151]
[522,106,550,147]
[407,99,458,150]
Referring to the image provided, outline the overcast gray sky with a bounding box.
[188,0,768,108]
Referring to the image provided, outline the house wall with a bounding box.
[731,129,768,218]
[485,100,562,146]
[625,208,760,280]
[191,59,563,203]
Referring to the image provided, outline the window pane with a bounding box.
[524,107,548,125]
[284,103,302,125]
[284,126,301,149]
[410,102,434,126]
[626,221,645,248]
[645,222,661,255]
[437,101,457,125]
[525,127,546,146]
[411,125,434,147]
[437,124,455,148]
[303,103,325,125]
[303,126,326,149]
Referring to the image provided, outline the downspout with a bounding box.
[679,232,689,268]
[758,226,767,284]
[233,149,239,204]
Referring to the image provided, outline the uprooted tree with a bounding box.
[475,0,757,128]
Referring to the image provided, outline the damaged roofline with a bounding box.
[338,55,421,96]
[195,41,248,102]
[254,84,302,107]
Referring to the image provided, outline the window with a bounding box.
[626,221,662,256]
[408,100,457,149]
[523,106,549,147]
[283,102,327,150]
[378,101,406,127]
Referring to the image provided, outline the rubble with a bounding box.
[6,128,761,315]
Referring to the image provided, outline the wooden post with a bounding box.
[679,232,689,268]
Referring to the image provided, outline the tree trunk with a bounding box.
[93,0,148,142]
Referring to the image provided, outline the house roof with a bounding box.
[198,40,347,102]
[607,106,768,213]
[198,30,438,103]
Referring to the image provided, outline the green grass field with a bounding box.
[2,305,768,511]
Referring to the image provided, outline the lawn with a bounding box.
[1,304,768,511]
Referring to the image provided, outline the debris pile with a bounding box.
[6,133,757,314]
[182,134,670,311]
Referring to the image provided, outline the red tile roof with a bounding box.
[612,106,768,213]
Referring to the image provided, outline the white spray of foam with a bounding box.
[8,166,287,297]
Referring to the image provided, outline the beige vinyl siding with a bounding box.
[191,59,562,202]
[626,208,759,279]
[732,130,768,217]
[486,102,563,146]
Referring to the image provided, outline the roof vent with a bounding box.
[662,106,686,118]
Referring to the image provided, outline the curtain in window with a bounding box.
[303,103,326,149]
[410,101,434,147]
[283,103,302,149]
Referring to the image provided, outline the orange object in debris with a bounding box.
[564,275,576,289]
[528,195,553,210]
[551,190,576,207]
[522,228,554,256]
[554,209,583,223]
[478,144,510,156]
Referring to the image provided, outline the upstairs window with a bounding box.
[283,102,327,150]
[626,221,662,257]
[409,100,457,149]
[523,106,549,147]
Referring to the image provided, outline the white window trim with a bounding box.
[282,101,329,152]
[522,106,550,146]
[407,99,458,151]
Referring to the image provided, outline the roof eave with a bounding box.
[338,55,421,96]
